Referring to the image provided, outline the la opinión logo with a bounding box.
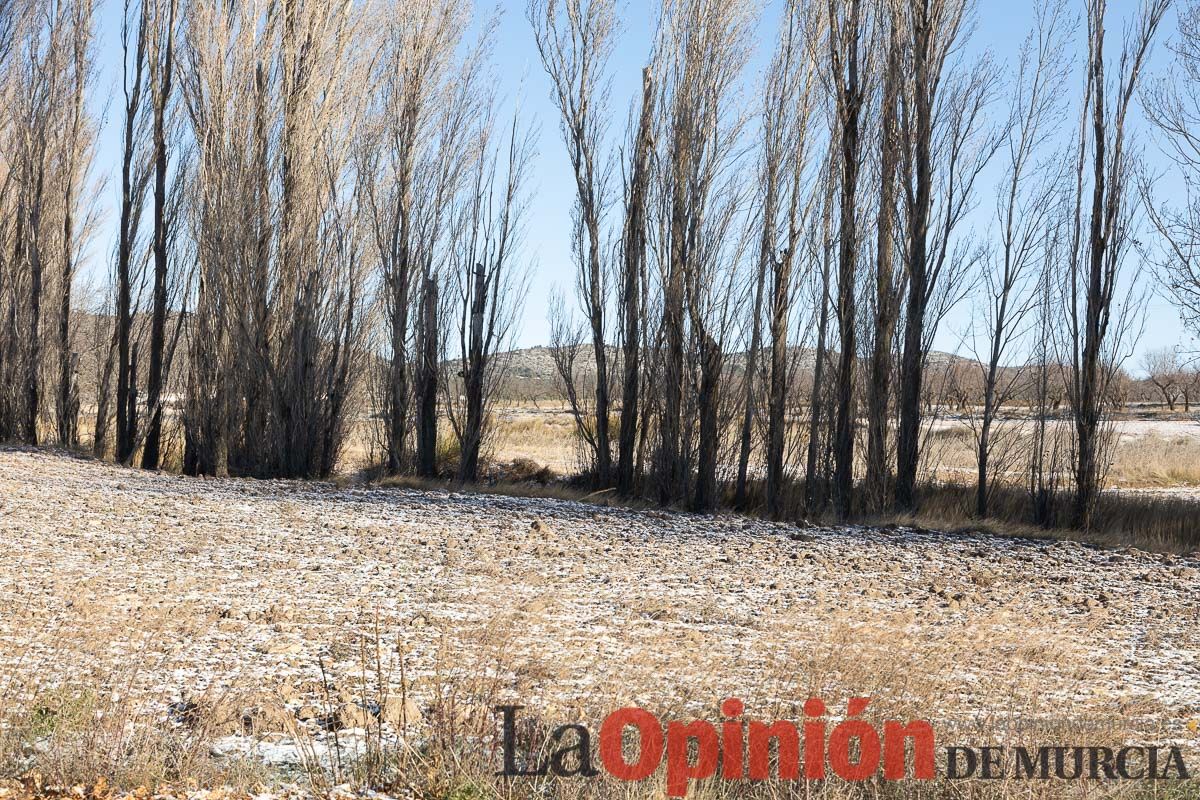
[496,699,1193,796]
[496,698,936,797]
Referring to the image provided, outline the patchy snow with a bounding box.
[0,447,1197,769]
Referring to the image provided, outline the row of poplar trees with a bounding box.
[0,0,1178,531]
[541,0,1171,531]
[0,0,532,483]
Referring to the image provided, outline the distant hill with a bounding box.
[490,343,978,401]
[65,313,987,407]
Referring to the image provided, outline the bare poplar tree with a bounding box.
[114,0,153,464]
[179,0,248,476]
[893,0,993,511]
[825,0,870,519]
[863,2,903,513]
[141,0,180,470]
[54,0,96,448]
[1066,0,1168,529]
[653,0,753,507]
[530,0,617,486]
[747,0,820,517]
[0,0,99,449]
[181,0,371,478]
[366,0,474,476]
[970,0,1068,517]
[615,65,655,497]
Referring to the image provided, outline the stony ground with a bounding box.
[1,447,1198,769]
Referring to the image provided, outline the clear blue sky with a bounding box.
[82,0,1193,373]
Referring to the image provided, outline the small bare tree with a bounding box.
[446,110,532,484]
[969,0,1069,517]
[1141,346,1183,410]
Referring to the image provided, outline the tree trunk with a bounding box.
[386,269,411,473]
[25,160,45,445]
[116,12,146,465]
[56,209,76,447]
[93,328,116,458]
[659,178,688,505]
[458,263,487,484]
[142,25,174,470]
[804,234,833,516]
[864,23,901,513]
[587,224,611,486]
[415,276,438,478]
[694,333,722,512]
[765,253,792,518]
[895,9,935,513]
[617,67,654,498]
[124,342,139,464]
[975,414,992,517]
[831,34,863,521]
[735,236,769,508]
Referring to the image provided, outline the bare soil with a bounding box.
[0,447,1198,769]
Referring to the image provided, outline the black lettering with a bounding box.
[1116,747,1144,779]
[1015,747,1050,779]
[495,705,547,776]
[548,724,598,777]
[946,747,977,779]
[1160,747,1190,780]
[979,746,1004,779]
[1053,747,1083,780]
[1088,747,1116,779]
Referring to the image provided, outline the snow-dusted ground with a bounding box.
[928,414,1200,441]
[0,448,1197,767]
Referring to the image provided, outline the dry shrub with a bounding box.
[0,685,270,792]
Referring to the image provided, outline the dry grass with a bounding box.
[0,640,271,793]
[4,616,1196,799]
[1108,435,1200,488]
[879,483,1200,554]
